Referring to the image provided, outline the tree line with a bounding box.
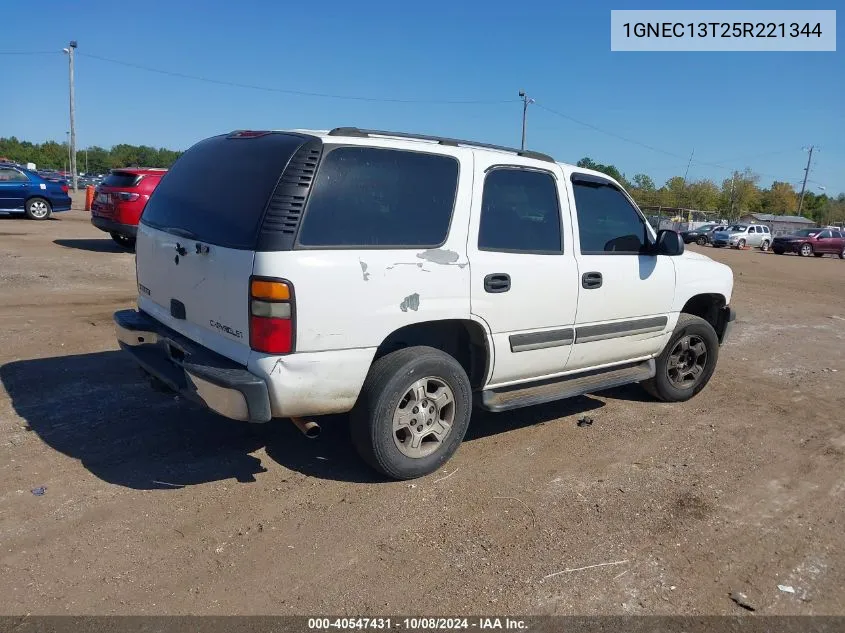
[0,137,181,175]
[1,137,842,225]
[576,157,844,226]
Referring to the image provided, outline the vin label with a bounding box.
[611,10,836,51]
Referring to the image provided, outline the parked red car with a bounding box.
[90,168,167,248]
[772,228,845,258]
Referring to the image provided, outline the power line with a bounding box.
[78,52,518,105]
[536,102,800,184]
[535,103,688,160]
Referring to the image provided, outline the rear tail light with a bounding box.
[249,278,294,354]
[116,192,140,201]
[61,184,69,193]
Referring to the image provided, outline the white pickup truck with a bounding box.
[114,128,735,479]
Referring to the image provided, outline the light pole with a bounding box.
[66,131,71,177]
[518,90,534,151]
[63,41,78,192]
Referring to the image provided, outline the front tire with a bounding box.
[25,198,52,220]
[642,314,719,403]
[110,232,136,250]
[736,239,746,249]
[350,346,472,480]
[800,243,813,257]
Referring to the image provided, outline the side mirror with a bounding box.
[654,229,684,256]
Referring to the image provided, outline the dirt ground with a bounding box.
[1,196,843,616]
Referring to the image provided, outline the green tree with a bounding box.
[763,181,798,215]
[632,173,655,191]
[687,179,720,211]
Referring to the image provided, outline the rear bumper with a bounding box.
[114,309,271,423]
[92,216,138,237]
[51,196,72,212]
[717,306,736,345]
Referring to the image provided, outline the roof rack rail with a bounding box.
[327,127,555,163]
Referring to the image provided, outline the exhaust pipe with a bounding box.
[290,417,321,439]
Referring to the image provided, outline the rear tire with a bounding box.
[642,314,719,403]
[25,197,52,220]
[696,236,707,246]
[350,346,471,480]
[839,247,845,260]
[110,232,136,250]
[761,240,770,252]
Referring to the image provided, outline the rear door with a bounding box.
[467,157,578,386]
[135,132,310,365]
[815,229,836,253]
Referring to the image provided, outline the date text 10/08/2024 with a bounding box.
[622,22,822,39]
[308,618,528,630]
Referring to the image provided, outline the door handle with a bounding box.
[581,272,603,289]
[484,273,511,293]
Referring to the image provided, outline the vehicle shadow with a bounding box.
[2,351,612,488]
[53,238,130,254]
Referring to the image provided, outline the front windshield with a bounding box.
[794,229,819,237]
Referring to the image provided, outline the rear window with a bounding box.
[140,133,306,249]
[297,146,459,248]
[103,172,141,188]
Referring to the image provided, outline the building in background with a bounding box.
[738,213,816,236]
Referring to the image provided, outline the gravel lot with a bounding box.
[1,196,843,615]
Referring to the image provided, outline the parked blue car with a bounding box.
[0,163,72,220]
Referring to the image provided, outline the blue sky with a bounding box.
[2,0,842,193]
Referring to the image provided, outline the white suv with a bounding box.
[114,127,736,479]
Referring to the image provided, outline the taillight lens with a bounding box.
[61,184,69,193]
[249,278,293,354]
[117,192,140,201]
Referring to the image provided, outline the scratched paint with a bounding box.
[359,260,371,281]
[399,293,420,312]
[416,249,459,265]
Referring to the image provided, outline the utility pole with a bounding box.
[518,90,534,151]
[681,148,694,220]
[63,41,78,192]
[65,131,71,178]
[796,145,814,217]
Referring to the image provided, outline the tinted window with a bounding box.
[298,147,458,248]
[478,168,561,253]
[763,226,770,233]
[103,172,141,188]
[817,230,832,239]
[141,133,305,249]
[572,179,650,254]
[0,168,28,182]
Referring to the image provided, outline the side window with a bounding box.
[571,177,650,254]
[478,168,562,254]
[817,230,832,239]
[298,147,459,248]
[763,226,770,234]
[0,168,28,182]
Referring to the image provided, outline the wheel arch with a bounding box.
[680,293,728,339]
[372,318,492,390]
